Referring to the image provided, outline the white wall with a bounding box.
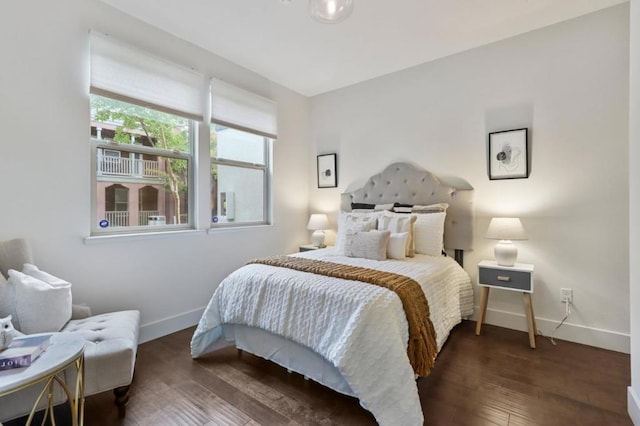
[310,5,630,352]
[0,0,310,342]
[628,0,640,421]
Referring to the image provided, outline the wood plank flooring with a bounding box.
[9,321,632,425]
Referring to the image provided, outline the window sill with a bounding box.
[207,223,273,235]
[84,229,206,245]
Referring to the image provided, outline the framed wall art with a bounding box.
[317,153,337,188]
[488,128,529,180]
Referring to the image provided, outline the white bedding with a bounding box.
[191,248,473,426]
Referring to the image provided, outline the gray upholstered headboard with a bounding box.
[340,162,474,262]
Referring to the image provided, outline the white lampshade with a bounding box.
[307,213,330,247]
[485,218,527,267]
[309,0,354,24]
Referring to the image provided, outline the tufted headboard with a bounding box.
[340,162,474,264]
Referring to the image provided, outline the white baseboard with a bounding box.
[138,305,630,353]
[139,307,205,344]
[470,306,630,354]
[629,387,640,425]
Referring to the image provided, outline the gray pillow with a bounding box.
[344,230,391,261]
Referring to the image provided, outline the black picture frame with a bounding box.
[317,153,337,188]
[488,128,529,180]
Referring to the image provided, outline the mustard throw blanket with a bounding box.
[248,255,438,377]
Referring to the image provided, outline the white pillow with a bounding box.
[344,230,390,261]
[7,268,72,334]
[387,232,409,260]
[378,211,417,257]
[411,203,449,213]
[414,212,446,256]
[0,272,14,327]
[23,263,72,287]
[335,212,379,254]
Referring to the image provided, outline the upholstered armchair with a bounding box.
[0,238,140,422]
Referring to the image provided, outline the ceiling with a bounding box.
[99,0,627,97]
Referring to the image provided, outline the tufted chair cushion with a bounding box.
[61,310,140,396]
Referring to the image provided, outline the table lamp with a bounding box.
[307,213,330,248]
[485,217,527,266]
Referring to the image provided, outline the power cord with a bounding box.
[537,299,572,346]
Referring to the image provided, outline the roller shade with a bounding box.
[90,31,204,121]
[211,78,277,139]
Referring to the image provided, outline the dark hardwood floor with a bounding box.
[16,321,632,425]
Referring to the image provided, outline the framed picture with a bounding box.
[488,128,529,180]
[317,153,337,188]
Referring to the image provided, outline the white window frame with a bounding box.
[90,118,196,235]
[210,125,272,227]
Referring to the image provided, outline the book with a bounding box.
[0,334,51,371]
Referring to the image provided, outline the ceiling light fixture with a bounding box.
[309,0,353,24]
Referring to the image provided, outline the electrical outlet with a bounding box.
[561,288,573,304]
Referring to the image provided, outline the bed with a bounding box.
[191,162,475,426]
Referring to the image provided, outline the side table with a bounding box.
[0,333,85,425]
[475,260,536,348]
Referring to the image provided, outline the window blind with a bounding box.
[211,78,277,139]
[90,31,204,121]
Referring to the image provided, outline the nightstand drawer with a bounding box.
[478,267,532,292]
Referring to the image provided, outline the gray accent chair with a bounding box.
[0,238,140,422]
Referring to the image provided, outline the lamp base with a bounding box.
[494,240,518,267]
[311,230,326,248]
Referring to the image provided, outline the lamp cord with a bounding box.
[537,301,571,346]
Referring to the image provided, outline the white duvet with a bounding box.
[191,248,473,426]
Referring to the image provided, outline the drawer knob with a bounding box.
[497,275,511,282]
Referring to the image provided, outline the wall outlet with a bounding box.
[561,288,573,304]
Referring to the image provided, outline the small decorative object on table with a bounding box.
[0,315,21,351]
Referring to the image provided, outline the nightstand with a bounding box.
[475,260,536,348]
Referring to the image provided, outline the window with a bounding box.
[89,32,201,234]
[89,32,277,235]
[91,95,193,231]
[210,125,271,224]
[210,79,277,226]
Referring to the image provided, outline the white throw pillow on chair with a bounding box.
[6,267,72,334]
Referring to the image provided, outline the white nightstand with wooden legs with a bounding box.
[475,260,536,348]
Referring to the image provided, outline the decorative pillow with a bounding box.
[335,212,380,254]
[387,232,409,260]
[351,203,394,211]
[23,263,72,288]
[351,202,375,210]
[378,211,417,257]
[0,272,12,325]
[6,268,72,334]
[344,230,390,261]
[392,202,413,214]
[414,212,446,256]
[411,203,449,214]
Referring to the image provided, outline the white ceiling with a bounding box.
[99,0,627,97]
